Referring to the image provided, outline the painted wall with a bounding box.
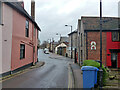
[11,9,34,71]
[106,32,120,68]
[77,20,81,64]
[77,20,86,65]
[2,3,13,74]
[33,27,38,64]
[68,32,77,58]
[0,25,2,74]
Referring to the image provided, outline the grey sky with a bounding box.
[23,0,119,43]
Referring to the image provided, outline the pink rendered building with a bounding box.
[0,1,41,75]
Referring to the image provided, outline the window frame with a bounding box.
[20,44,25,59]
[25,20,29,37]
[112,31,120,42]
[34,26,36,36]
[81,33,82,47]
[37,30,38,39]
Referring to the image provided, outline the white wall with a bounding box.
[1,3,13,74]
[0,25,2,75]
[0,24,2,90]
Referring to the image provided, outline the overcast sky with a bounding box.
[23,0,119,44]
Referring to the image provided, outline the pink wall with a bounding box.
[106,32,120,68]
[33,27,38,64]
[11,9,38,70]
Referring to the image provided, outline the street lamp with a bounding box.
[56,33,61,38]
[56,33,61,43]
[99,0,103,89]
[65,25,73,59]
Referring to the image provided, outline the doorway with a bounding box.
[111,53,117,68]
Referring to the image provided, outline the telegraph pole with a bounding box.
[65,25,73,59]
[71,26,73,59]
[99,0,103,89]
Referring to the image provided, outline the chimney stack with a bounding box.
[18,0,24,8]
[31,0,35,20]
[20,1,24,8]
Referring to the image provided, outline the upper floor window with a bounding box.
[37,30,38,39]
[112,31,120,41]
[34,26,36,36]
[81,33,82,47]
[25,20,29,37]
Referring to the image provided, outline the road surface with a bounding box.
[2,49,73,88]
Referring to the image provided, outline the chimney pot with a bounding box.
[31,0,35,20]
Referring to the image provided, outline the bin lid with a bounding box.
[81,66,99,71]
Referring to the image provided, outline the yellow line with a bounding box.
[68,66,69,88]
[0,69,29,83]
[0,62,44,83]
[68,66,73,89]
[0,66,35,83]
[68,67,70,89]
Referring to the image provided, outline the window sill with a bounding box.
[112,41,120,42]
[0,24,4,26]
[20,58,25,60]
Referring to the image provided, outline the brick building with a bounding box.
[77,16,120,68]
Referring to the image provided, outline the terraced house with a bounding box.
[0,1,41,76]
[77,16,120,68]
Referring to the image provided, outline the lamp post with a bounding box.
[65,25,73,59]
[56,33,61,43]
[99,0,103,89]
[56,33,61,38]
[47,39,50,50]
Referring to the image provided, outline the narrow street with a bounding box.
[2,49,73,88]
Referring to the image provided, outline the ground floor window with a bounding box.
[20,44,25,59]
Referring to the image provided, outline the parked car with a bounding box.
[44,48,49,54]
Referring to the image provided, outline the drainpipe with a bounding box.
[33,46,35,66]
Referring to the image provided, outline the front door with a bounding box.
[111,53,117,68]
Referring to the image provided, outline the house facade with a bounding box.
[59,37,69,43]
[68,30,77,58]
[77,16,120,68]
[0,1,40,75]
[55,42,69,56]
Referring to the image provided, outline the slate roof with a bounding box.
[5,2,41,31]
[80,16,119,31]
[68,30,77,35]
[60,37,69,42]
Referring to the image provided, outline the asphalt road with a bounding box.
[2,49,73,88]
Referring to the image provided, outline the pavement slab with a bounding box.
[70,63,83,88]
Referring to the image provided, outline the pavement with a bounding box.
[69,63,83,88]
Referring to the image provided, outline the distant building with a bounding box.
[0,1,41,75]
[60,37,69,43]
[52,41,59,53]
[55,42,69,56]
[77,16,120,68]
[118,1,120,17]
[68,30,77,58]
